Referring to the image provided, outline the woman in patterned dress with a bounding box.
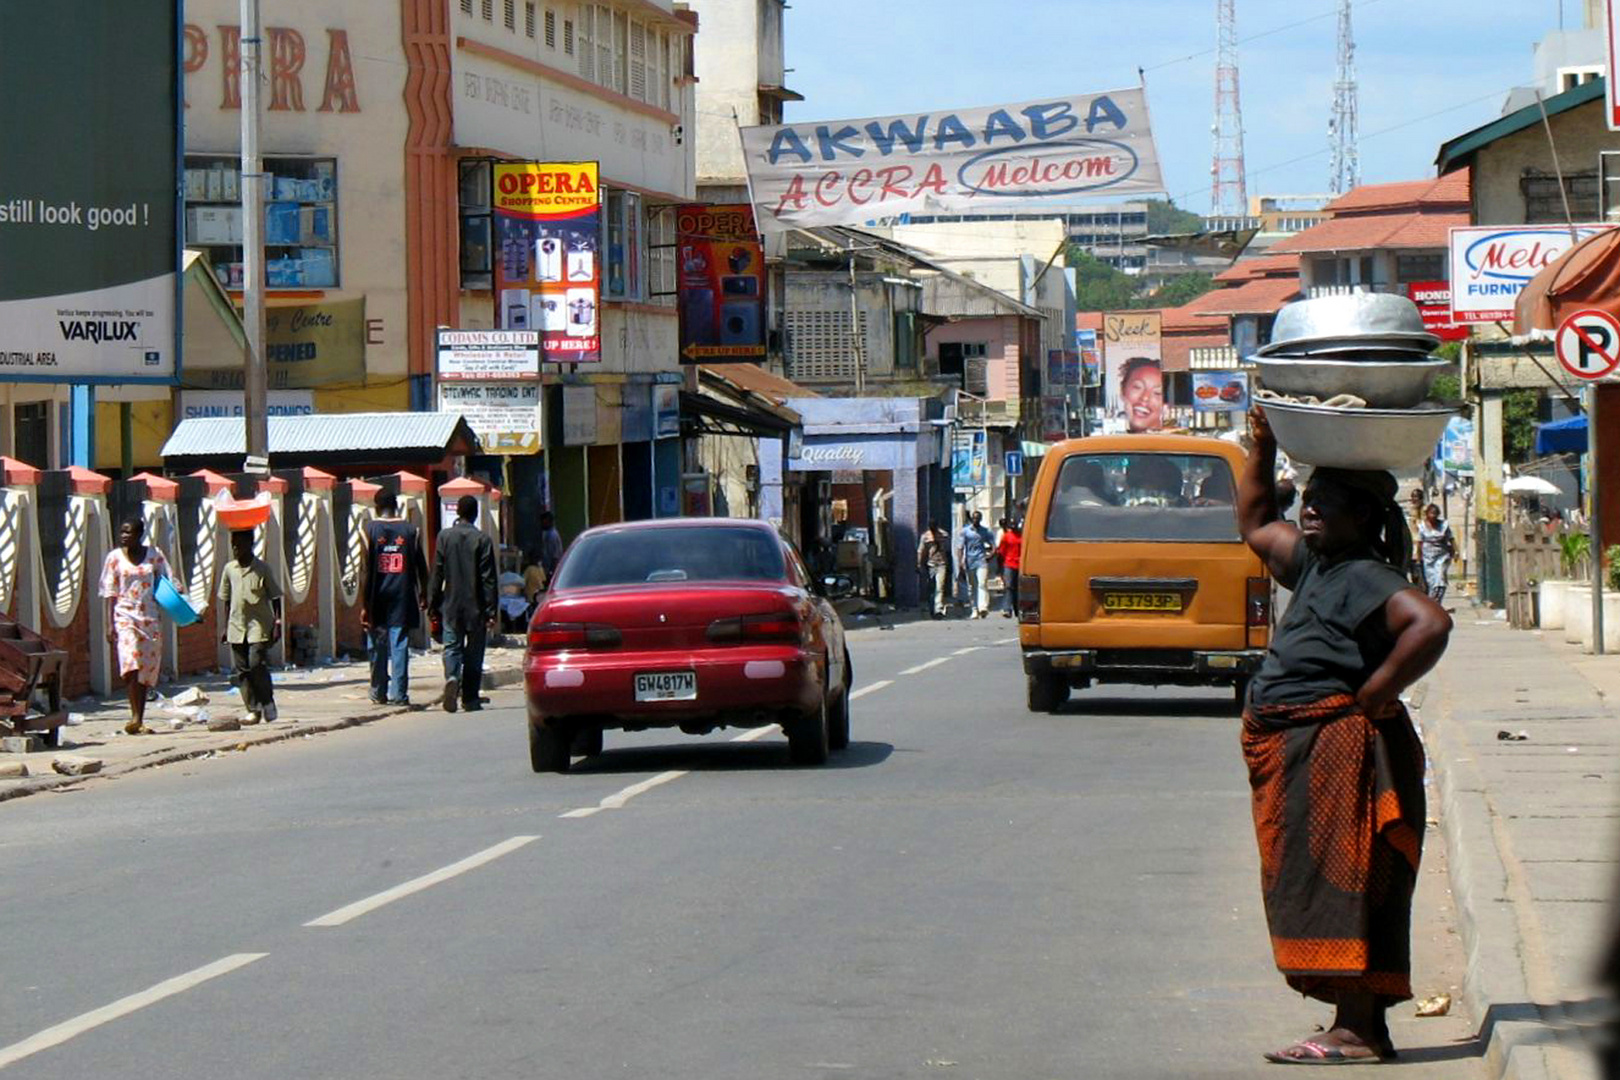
[99,518,176,735]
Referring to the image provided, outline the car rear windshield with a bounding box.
[1045,452,1241,543]
[552,526,786,588]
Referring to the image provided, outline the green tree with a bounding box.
[1143,199,1204,236]
[1138,272,1216,310]
[1503,389,1539,463]
[1068,246,1136,312]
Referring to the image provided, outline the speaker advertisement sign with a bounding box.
[738,88,1163,232]
[0,0,179,382]
[493,162,601,364]
[677,204,766,363]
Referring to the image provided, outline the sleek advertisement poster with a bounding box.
[1191,370,1250,413]
[493,162,602,364]
[677,204,766,363]
[1102,311,1163,432]
[0,0,179,381]
[739,88,1164,232]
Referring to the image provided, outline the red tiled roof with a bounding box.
[1213,253,1298,283]
[1325,169,1470,213]
[1162,329,1231,370]
[1187,275,1302,316]
[1268,210,1468,254]
[700,363,816,405]
[1075,312,1104,331]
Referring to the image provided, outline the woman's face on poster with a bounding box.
[1121,363,1163,432]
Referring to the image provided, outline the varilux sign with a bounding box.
[1448,224,1615,323]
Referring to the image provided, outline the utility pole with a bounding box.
[1328,0,1360,194]
[847,247,866,397]
[240,0,269,471]
[1211,0,1249,216]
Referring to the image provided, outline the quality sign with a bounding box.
[739,88,1163,232]
[1448,224,1615,323]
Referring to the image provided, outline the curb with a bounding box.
[0,666,526,805]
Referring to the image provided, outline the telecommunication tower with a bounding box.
[1328,0,1360,193]
[1210,0,1248,217]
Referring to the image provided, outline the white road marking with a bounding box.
[304,836,539,927]
[561,769,691,820]
[559,806,601,819]
[994,636,1018,645]
[0,953,267,1071]
[900,657,950,675]
[850,679,893,700]
[951,646,981,656]
[731,725,777,742]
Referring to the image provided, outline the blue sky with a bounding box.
[783,0,1562,209]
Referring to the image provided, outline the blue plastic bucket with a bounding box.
[153,576,200,626]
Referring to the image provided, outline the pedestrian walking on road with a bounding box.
[955,510,993,619]
[99,518,180,736]
[1237,407,1453,1065]
[1416,503,1455,604]
[217,529,282,723]
[362,491,428,706]
[916,520,950,618]
[537,510,564,581]
[429,494,498,713]
[996,520,1022,618]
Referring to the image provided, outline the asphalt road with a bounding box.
[0,616,1482,1079]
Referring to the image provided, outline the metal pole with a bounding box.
[848,247,865,396]
[1590,384,1606,652]
[240,0,269,470]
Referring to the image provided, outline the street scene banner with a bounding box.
[0,0,178,381]
[1448,224,1615,323]
[950,430,987,489]
[1191,370,1251,413]
[1102,311,1163,432]
[184,298,367,389]
[493,162,601,364]
[677,204,767,363]
[436,381,542,454]
[435,328,540,381]
[1436,416,1475,477]
[738,88,1164,232]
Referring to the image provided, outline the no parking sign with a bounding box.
[1555,308,1620,381]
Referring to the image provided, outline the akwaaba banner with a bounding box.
[738,88,1163,232]
[494,162,601,364]
[677,204,766,363]
[0,0,179,381]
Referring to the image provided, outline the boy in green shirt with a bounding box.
[217,529,283,722]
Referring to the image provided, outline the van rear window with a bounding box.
[1045,453,1241,542]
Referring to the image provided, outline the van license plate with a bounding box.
[635,671,697,701]
[1101,592,1182,613]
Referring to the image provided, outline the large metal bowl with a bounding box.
[1258,398,1463,471]
[1252,357,1452,408]
[1267,293,1435,353]
[1255,334,1440,359]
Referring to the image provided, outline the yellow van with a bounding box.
[1017,434,1270,712]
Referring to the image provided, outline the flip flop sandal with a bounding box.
[1263,1040,1386,1065]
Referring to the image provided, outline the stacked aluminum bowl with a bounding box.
[1252,294,1462,471]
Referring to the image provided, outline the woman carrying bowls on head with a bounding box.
[99,518,181,736]
[1235,407,1453,1065]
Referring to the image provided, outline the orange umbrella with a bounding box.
[1513,228,1620,333]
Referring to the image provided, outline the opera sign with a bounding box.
[1449,224,1615,323]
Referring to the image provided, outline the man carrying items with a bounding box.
[362,490,428,707]
[217,529,282,723]
[429,494,499,713]
[916,520,950,619]
[1236,407,1452,1065]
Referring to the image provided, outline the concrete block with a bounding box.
[51,755,102,776]
[1,735,43,754]
[0,761,27,777]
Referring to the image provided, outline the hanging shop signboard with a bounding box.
[677,204,767,363]
[493,161,602,364]
[1448,224,1615,323]
[435,328,540,380]
[185,298,367,389]
[436,380,542,454]
[1191,370,1250,413]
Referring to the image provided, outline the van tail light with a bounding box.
[1017,574,1040,624]
[707,611,802,643]
[1246,577,1271,628]
[528,623,622,651]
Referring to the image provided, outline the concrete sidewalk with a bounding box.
[0,641,529,803]
[1421,607,1617,1080]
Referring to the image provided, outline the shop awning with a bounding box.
[679,390,796,438]
[1514,228,1620,334]
[1535,413,1588,455]
[161,412,480,466]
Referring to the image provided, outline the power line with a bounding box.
[1145,0,1389,73]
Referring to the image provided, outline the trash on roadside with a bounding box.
[1496,730,1529,741]
[1568,746,1580,753]
[65,713,84,726]
[1414,993,1451,1017]
[172,686,208,707]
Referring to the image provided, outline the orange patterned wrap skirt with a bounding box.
[1241,694,1426,1005]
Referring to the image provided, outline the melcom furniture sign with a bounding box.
[0,0,179,381]
[739,88,1163,232]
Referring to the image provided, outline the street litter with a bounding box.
[1568,747,1580,753]
[172,686,208,707]
[1496,730,1529,741]
[64,713,84,726]
[1414,993,1451,1017]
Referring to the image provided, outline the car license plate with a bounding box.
[1100,592,1182,613]
[634,671,697,702]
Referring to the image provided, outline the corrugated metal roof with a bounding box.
[161,412,474,458]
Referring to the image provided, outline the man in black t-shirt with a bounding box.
[363,490,428,705]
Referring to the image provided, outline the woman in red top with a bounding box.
[996,521,1022,619]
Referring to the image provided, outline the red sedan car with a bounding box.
[524,518,852,772]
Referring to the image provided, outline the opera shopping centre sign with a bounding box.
[739,88,1164,232]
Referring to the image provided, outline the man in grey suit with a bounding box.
[428,494,498,713]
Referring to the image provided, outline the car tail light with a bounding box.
[1017,574,1040,624]
[707,611,802,643]
[527,623,622,651]
[1246,577,1270,628]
